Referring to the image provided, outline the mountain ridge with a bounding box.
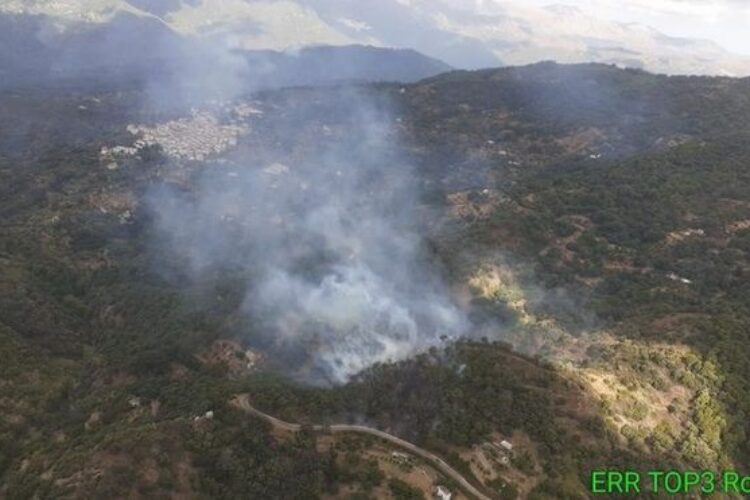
[0,12,452,92]
[3,0,750,76]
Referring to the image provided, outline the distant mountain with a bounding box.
[2,0,750,76]
[0,13,183,88]
[244,45,452,87]
[0,11,450,92]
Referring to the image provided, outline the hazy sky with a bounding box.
[527,0,750,55]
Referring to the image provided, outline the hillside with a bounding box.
[2,63,750,498]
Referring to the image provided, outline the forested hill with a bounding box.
[408,62,750,162]
[2,63,750,498]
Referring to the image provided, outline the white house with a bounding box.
[436,485,452,500]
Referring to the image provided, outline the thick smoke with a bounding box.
[148,91,468,384]
[4,6,469,383]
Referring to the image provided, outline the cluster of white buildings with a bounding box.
[126,110,247,162]
[98,100,267,167]
[100,103,261,167]
[232,102,265,120]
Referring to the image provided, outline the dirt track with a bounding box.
[233,394,492,500]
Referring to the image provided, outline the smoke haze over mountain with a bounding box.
[146,90,469,383]
[3,0,750,77]
[3,0,743,386]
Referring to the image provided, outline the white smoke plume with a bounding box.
[148,90,468,384]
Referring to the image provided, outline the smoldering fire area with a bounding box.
[145,90,471,384]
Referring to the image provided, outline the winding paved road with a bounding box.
[233,394,492,500]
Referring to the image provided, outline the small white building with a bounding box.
[194,410,215,422]
[436,485,452,500]
[499,440,513,452]
[667,273,693,285]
